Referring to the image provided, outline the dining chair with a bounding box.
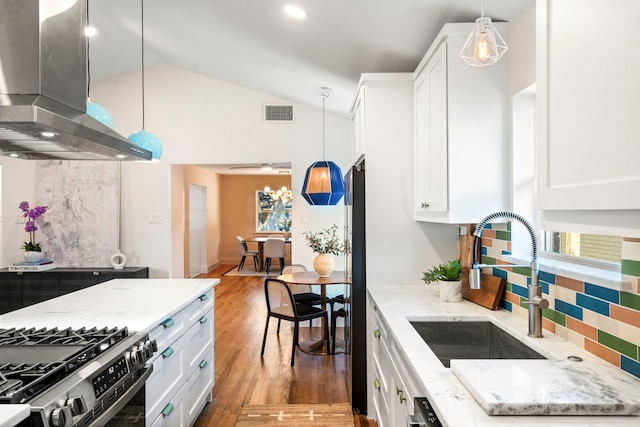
[236,236,259,271]
[263,237,286,274]
[261,278,330,367]
[331,295,349,354]
[278,264,322,333]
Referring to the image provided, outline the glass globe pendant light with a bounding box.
[301,87,344,205]
[128,0,163,161]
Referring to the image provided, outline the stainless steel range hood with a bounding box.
[0,0,152,161]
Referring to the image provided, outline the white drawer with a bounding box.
[146,334,187,420]
[148,308,190,356]
[185,348,214,426]
[149,384,185,427]
[187,289,214,325]
[371,359,389,427]
[185,309,214,375]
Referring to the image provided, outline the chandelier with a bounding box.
[264,185,292,204]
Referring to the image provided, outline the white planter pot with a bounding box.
[313,253,335,277]
[439,280,462,302]
[24,251,43,263]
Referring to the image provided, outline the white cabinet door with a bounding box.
[415,41,448,214]
[351,86,365,163]
[414,23,508,224]
[537,0,640,210]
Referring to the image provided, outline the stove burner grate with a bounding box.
[0,327,130,404]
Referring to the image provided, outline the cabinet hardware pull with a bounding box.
[199,359,208,369]
[396,386,402,395]
[162,318,175,328]
[161,403,174,417]
[373,329,381,338]
[374,378,381,389]
[199,294,208,301]
[199,316,208,324]
[92,271,99,276]
[162,347,174,358]
[399,392,406,403]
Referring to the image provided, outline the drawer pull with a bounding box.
[396,386,402,395]
[373,378,381,389]
[199,316,208,324]
[199,359,208,369]
[199,294,208,301]
[162,318,175,328]
[92,271,100,276]
[162,347,174,358]
[161,403,175,417]
[399,392,406,404]
[373,329,381,338]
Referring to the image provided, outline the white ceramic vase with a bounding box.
[24,251,43,263]
[313,253,335,277]
[439,280,462,302]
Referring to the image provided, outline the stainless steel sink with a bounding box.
[409,321,546,367]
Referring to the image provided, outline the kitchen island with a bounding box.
[0,278,219,427]
[368,285,640,426]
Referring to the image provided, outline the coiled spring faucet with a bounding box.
[469,211,549,338]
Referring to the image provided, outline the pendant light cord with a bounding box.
[481,0,485,17]
[140,0,146,130]
[322,94,325,161]
[86,0,91,100]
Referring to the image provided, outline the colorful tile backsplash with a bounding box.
[480,223,640,379]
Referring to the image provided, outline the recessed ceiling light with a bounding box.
[84,26,97,37]
[40,131,58,138]
[9,153,19,158]
[284,5,306,19]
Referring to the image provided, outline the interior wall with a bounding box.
[93,64,349,277]
[220,174,291,265]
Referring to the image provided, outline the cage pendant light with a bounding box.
[128,0,163,160]
[301,88,344,205]
[459,0,508,67]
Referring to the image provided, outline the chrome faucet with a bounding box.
[469,212,549,338]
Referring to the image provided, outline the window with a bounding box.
[541,231,622,265]
[256,190,292,232]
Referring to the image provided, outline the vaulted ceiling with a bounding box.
[88,0,534,117]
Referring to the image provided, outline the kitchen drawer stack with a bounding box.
[368,298,424,427]
[146,288,214,426]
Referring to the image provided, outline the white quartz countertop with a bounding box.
[0,405,30,427]
[0,278,219,333]
[368,285,640,426]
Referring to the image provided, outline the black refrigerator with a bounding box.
[344,157,366,414]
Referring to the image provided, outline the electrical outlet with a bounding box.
[148,213,162,224]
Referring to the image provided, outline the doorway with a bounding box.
[189,184,207,277]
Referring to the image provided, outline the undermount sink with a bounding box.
[409,321,546,367]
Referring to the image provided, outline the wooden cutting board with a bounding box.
[459,224,506,310]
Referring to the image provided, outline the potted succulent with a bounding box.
[303,224,346,277]
[421,259,463,302]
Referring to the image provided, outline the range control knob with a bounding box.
[51,406,73,427]
[144,339,158,358]
[66,395,87,416]
[129,347,144,366]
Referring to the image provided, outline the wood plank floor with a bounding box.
[193,265,376,427]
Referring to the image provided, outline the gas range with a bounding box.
[0,327,157,427]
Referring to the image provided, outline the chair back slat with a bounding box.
[282,264,312,294]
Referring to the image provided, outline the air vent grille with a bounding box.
[263,104,294,122]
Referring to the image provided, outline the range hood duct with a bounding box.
[0,0,152,161]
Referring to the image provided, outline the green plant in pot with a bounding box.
[421,259,463,302]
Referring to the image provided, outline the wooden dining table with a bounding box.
[277,270,349,355]
[244,236,291,271]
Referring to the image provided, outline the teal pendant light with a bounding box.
[128,0,163,161]
[301,88,344,205]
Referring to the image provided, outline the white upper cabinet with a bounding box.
[414,23,508,223]
[537,0,640,210]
